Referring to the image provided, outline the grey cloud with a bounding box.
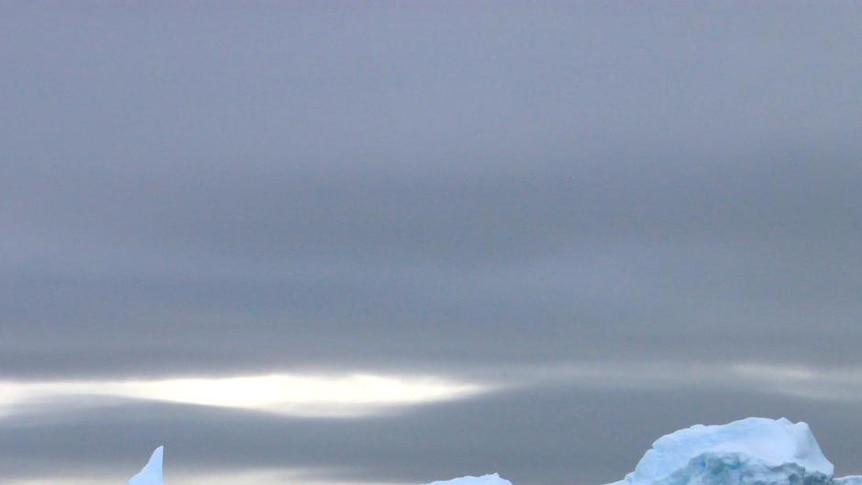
[3,196,862,379]
[8,147,862,267]
[2,2,862,485]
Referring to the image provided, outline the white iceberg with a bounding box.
[125,418,862,485]
[123,445,511,485]
[127,446,164,485]
[425,473,513,485]
[607,417,858,485]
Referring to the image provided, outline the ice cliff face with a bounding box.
[608,417,851,485]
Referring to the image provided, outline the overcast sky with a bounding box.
[2,2,862,485]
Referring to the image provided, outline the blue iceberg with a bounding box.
[608,417,860,485]
[426,474,513,485]
[127,446,164,485]
[123,444,513,485]
[125,417,860,485]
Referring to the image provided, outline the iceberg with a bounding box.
[425,473,513,485]
[127,446,164,485]
[607,417,860,485]
[124,419,861,485]
[123,445,511,485]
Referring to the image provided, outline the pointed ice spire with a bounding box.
[127,446,164,485]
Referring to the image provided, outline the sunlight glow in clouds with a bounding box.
[4,361,859,423]
[0,373,490,418]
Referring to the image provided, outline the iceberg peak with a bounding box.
[127,446,164,485]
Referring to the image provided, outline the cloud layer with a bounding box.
[2,2,862,485]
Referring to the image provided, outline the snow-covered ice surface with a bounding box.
[127,446,164,485]
[608,417,843,485]
[125,418,860,485]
